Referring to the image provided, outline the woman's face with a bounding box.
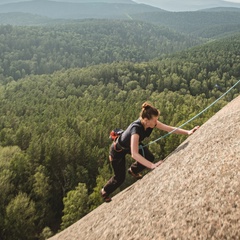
[145,115,158,128]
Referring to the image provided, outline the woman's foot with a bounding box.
[100,188,112,202]
[128,168,143,179]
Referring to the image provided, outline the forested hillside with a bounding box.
[0,0,163,19]
[0,21,203,81]
[133,11,240,38]
[0,3,240,40]
[0,12,52,26]
[0,30,240,239]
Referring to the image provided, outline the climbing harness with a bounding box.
[143,79,240,148]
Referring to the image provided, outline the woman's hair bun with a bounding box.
[142,102,152,110]
[140,102,159,119]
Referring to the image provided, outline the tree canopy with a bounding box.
[0,21,203,81]
[0,21,239,240]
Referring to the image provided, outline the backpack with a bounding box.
[109,128,124,141]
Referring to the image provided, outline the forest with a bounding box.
[0,17,240,240]
[0,21,203,81]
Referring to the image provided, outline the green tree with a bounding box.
[39,227,54,240]
[61,183,89,230]
[32,165,53,230]
[0,146,21,238]
[88,161,113,210]
[4,192,36,240]
[15,126,32,151]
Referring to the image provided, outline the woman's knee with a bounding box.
[114,174,126,186]
[144,148,155,162]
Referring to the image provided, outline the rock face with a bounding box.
[49,96,240,240]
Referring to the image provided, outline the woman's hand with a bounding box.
[188,126,200,135]
[151,160,164,169]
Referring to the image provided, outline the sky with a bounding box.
[132,0,240,11]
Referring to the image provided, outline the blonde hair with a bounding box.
[140,102,160,120]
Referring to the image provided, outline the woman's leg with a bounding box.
[103,144,127,195]
[103,157,126,195]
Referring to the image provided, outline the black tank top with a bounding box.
[118,119,153,149]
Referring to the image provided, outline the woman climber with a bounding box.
[101,102,199,202]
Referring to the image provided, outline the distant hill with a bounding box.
[52,0,136,3]
[199,7,240,12]
[133,0,240,12]
[0,0,136,4]
[0,12,52,25]
[0,2,240,39]
[2,0,240,11]
[132,10,240,38]
[0,0,165,19]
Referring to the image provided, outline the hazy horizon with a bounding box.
[133,0,240,11]
[0,0,240,12]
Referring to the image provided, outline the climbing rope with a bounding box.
[144,79,240,148]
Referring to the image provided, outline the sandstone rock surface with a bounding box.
[49,96,240,240]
